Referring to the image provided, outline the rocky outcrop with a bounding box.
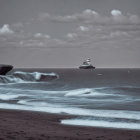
[0,64,13,75]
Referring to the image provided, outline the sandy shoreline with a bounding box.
[0,109,140,140]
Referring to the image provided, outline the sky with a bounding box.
[0,0,140,68]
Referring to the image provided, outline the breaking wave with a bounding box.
[0,71,59,83]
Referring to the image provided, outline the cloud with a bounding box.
[39,9,99,23]
[110,31,129,37]
[111,10,122,16]
[63,21,140,49]
[55,9,140,47]
[39,13,77,22]
[77,26,89,31]
[66,33,78,39]
[0,24,14,34]
[101,31,130,41]
[39,9,140,25]
[129,14,140,24]
[110,10,140,24]
[0,28,66,48]
[17,33,54,47]
[39,13,50,21]
[0,9,140,51]
[34,33,51,39]
[82,9,99,18]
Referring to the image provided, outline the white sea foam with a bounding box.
[0,85,127,101]
[0,103,70,114]
[0,101,140,130]
[0,87,63,96]
[0,102,140,121]
[0,88,108,97]
[65,88,94,96]
[64,88,124,97]
[13,71,58,80]
[18,100,63,108]
[61,119,140,130]
[0,71,59,84]
[0,94,20,100]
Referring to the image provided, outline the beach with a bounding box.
[0,109,140,140]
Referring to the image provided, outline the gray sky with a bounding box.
[0,0,140,68]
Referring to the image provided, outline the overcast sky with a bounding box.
[0,0,140,68]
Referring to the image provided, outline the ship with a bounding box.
[79,58,95,69]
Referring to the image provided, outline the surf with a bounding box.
[0,71,59,83]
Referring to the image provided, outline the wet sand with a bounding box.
[0,109,140,140]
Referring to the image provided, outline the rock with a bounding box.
[0,64,13,75]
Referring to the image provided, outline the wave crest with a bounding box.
[0,71,59,83]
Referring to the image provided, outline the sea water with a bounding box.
[0,68,140,130]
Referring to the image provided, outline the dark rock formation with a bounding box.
[0,64,13,75]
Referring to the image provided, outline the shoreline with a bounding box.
[0,109,140,140]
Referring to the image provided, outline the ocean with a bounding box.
[0,68,140,130]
